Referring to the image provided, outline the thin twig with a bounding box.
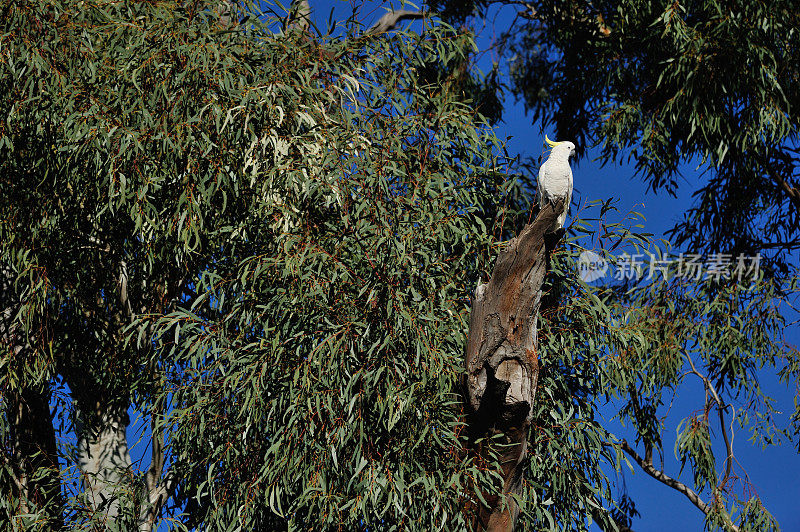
[685,356,736,489]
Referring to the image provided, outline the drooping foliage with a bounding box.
[142,18,526,530]
[0,1,320,527]
[0,1,796,531]
[430,0,800,276]
[0,0,524,528]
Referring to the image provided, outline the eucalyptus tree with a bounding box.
[0,1,282,526]
[0,1,795,532]
[0,0,390,527]
[0,0,515,528]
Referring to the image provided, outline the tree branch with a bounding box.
[287,0,310,32]
[618,440,712,517]
[621,358,744,530]
[685,356,735,489]
[138,467,178,532]
[366,9,427,35]
[586,495,636,532]
[760,155,800,212]
[143,413,164,496]
[616,437,739,532]
[118,259,133,320]
[138,388,170,530]
[717,405,734,487]
[285,3,426,38]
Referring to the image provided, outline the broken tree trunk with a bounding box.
[465,199,565,531]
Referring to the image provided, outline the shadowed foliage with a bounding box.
[0,1,797,531]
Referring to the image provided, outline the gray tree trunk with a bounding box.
[76,407,134,526]
[465,200,564,531]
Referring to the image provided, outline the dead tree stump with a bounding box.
[465,199,565,531]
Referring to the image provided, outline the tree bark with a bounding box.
[287,0,311,32]
[137,396,179,532]
[465,200,564,531]
[76,405,134,525]
[1,264,64,527]
[6,386,64,527]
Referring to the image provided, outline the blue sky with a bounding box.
[121,2,798,529]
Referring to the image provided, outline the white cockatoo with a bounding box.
[538,135,576,232]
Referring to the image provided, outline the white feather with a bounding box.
[538,140,575,231]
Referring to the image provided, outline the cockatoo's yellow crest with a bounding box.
[545,134,562,148]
